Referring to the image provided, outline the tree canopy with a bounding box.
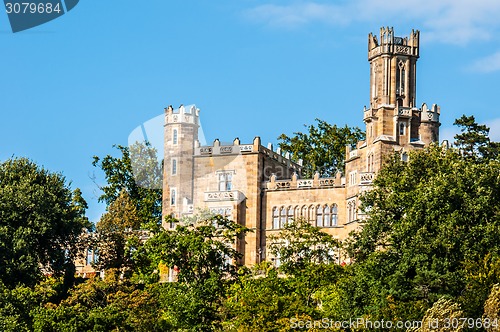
[5,116,500,330]
[278,119,365,178]
[454,114,500,160]
[346,145,500,319]
[92,142,162,231]
[0,158,90,289]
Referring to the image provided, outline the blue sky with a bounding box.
[2,1,500,222]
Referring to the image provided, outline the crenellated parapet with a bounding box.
[420,103,440,123]
[164,104,200,126]
[368,27,419,60]
[194,137,302,172]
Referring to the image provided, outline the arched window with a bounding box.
[397,60,406,96]
[173,128,178,145]
[371,63,377,99]
[170,188,177,206]
[272,207,279,229]
[323,205,331,227]
[301,205,307,219]
[280,207,287,228]
[287,206,294,224]
[294,206,300,220]
[399,122,406,136]
[331,204,338,226]
[348,200,357,222]
[309,205,315,223]
[316,205,324,227]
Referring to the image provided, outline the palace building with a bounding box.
[162,27,440,266]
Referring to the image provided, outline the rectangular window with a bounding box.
[349,171,357,186]
[331,205,338,226]
[273,252,281,268]
[171,159,177,175]
[280,207,286,228]
[86,248,93,266]
[347,199,357,222]
[172,128,178,145]
[399,123,406,135]
[170,188,177,206]
[316,206,323,227]
[218,171,233,191]
[210,207,233,222]
[168,214,176,229]
[273,208,280,229]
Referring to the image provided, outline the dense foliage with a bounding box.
[92,142,162,231]
[278,119,365,177]
[4,116,500,331]
[0,158,90,289]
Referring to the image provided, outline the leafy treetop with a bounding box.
[278,119,365,178]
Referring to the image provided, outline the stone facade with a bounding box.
[162,27,441,266]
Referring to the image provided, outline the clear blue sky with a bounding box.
[2,1,500,222]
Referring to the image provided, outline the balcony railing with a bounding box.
[359,172,374,185]
[204,190,243,202]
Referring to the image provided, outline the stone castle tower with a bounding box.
[343,27,440,223]
[162,104,200,227]
[364,27,440,166]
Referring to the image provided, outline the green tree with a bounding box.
[94,190,143,275]
[32,271,165,332]
[223,220,344,331]
[483,284,500,332]
[222,264,310,332]
[137,214,249,285]
[269,219,343,314]
[278,119,364,177]
[268,218,340,274]
[417,297,464,332]
[0,158,90,289]
[134,213,250,330]
[454,114,500,160]
[346,146,500,319]
[460,254,500,319]
[0,279,60,332]
[92,142,162,231]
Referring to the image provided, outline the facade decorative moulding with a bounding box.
[204,190,244,202]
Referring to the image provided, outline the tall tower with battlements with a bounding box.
[162,104,200,228]
[362,27,440,167]
[344,27,441,226]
